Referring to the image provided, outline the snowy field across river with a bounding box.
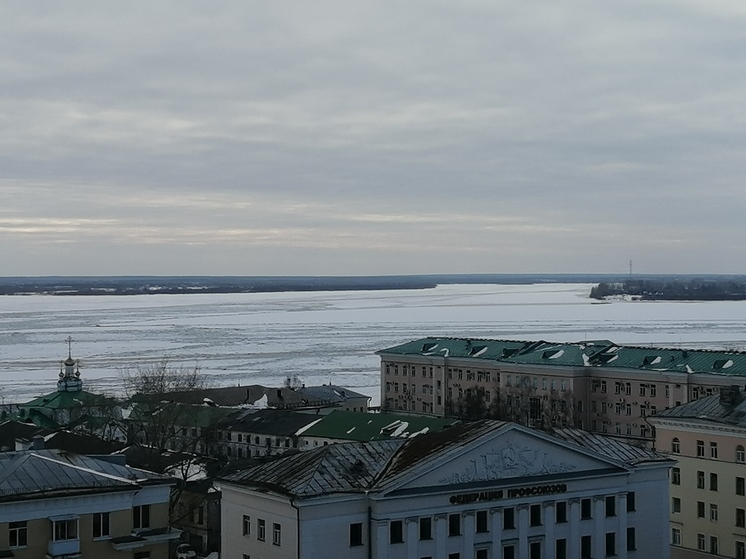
[2,283,746,404]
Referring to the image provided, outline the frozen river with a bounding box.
[2,283,746,404]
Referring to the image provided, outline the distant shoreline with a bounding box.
[1,274,745,296]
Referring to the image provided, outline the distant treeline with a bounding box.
[0,274,630,296]
[2,274,746,296]
[591,278,746,301]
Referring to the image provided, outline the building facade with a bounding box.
[649,386,746,559]
[378,338,746,445]
[0,449,179,559]
[218,421,672,559]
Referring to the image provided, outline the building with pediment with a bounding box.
[217,420,672,559]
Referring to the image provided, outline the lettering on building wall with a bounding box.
[449,483,567,505]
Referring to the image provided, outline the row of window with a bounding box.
[671,438,746,462]
[375,495,635,546]
[672,468,746,494]
[241,516,281,546]
[405,530,636,559]
[671,529,741,557]
[679,500,746,527]
[8,506,151,548]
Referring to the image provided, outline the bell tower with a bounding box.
[57,336,83,393]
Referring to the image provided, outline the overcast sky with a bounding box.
[2,1,745,276]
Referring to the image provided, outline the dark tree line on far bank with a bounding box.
[590,279,746,301]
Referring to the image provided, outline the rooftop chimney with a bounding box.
[32,435,45,451]
[720,385,741,407]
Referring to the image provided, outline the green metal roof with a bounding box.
[378,337,746,377]
[20,390,113,410]
[299,410,459,442]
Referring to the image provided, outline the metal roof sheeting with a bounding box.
[378,337,746,377]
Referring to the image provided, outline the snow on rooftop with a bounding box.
[548,350,565,359]
[407,427,430,438]
[724,359,734,369]
[582,354,590,367]
[295,417,324,436]
[346,427,356,434]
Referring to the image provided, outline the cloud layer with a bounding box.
[2,1,745,275]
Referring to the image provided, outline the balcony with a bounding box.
[110,527,182,551]
[48,538,81,557]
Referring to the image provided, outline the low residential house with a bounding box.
[216,409,321,459]
[0,449,179,559]
[159,383,370,413]
[219,420,673,559]
[649,386,746,559]
[296,409,459,449]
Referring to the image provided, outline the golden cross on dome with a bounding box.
[66,336,73,359]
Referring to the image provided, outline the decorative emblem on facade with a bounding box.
[437,438,577,484]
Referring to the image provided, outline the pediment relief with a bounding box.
[390,429,618,491]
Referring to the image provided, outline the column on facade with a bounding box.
[406,516,419,558]
[542,501,555,559]
[568,499,580,559]
[463,510,475,554]
[517,504,529,559]
[617,493,628,559]
[490,507,503,551]
[593,496,605,559]
[435,513,448,559]
[375,521,389,559]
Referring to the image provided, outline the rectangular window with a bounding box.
[257,519,266,542]
[710,503,718,521]
[581,535,592,559]
[697,533,706,551]
[697,471,705,489]
[448,554,460,559]
[739,477,746,496]
[581,498,592,519]
[738,542,746,559]
[390,520,403,544]
[242,515,250,536]
[627,492,636,512]
[672,497,681,513]
[134,553,150,559]
[738,508,746,528]
[605,496,616,517]
[93,512,110,538]
[711,442,718,459]
[627,527,636,551]
[9,521,27,547]
[503,544,515,559]
[349,523,363,546]
[530,541,541,559]
[710,536,718,554]
[605,532,616,557]
[697,501,705,518]
[133,505,150,530]
[556,501,567,523]
[671,468,680,485]
[53,518,78,541]
[448,513,461,536]
[697,440,705,457]
[711,472,719,491]
[273,523,281,546]
[530,504,542,526]
[556,538,567,559]
[504,507,515,530]
[476,549,488,559]
[672,528,681,546]
[476,510,488,533]
[419,517,432,540]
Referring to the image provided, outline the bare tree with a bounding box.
[121,360,213,455]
